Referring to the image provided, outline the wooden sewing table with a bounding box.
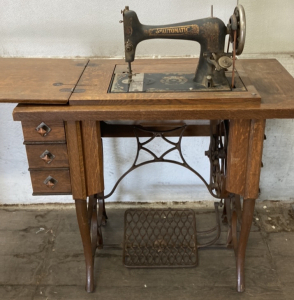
[1,58,294,293]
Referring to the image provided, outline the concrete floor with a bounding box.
[1,200,294,300]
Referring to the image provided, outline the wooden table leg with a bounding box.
[66,121,105,292]
[236,119,265,291]
[75,199,94,293]
[226,119,265,292]
[236,198,255,292]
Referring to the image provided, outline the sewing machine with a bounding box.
[2,3,294,295]
[111,5,246,93]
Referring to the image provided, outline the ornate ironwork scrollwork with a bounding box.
[222,194,242,253]
[103,124,225,200]
[205,120,229,199]
[98,121,242,251]
[87,193,108,257]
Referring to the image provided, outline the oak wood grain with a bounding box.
[65,121,87,200]
[13,59,294,121]
[81,121,104,195]
[226,119,251,195]
[244,119,266,199]
[0,58,88,104]
[30,169,71,194]
[12,99,294,121]
[22,120,66,142]
[25,144,69,169]
[239,59,294,102]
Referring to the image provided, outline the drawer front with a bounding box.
[26,144,69,169]
[30,170,72,195]
[22,120,66,142]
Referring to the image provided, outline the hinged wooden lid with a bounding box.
[0,58,88,104]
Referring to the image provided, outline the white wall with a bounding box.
[1,0,293,57]
[0,0,293,204]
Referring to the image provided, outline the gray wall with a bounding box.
[0,0,293,204]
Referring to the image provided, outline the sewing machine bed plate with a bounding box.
[69,59,261,106]
[110,71,245,93]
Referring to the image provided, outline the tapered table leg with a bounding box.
[236,198,255,292]
[75,199,94,293]
[226,119,265,292]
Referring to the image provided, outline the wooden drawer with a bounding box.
[22,120,65,142]
[30,169,72,195]
[26,144,69,169]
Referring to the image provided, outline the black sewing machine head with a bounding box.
[110,5,246,93]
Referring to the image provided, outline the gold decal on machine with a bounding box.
[145,25,199,36]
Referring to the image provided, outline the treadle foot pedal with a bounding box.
[123,208,198,268]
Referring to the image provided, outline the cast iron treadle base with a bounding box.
[123,208,198,268]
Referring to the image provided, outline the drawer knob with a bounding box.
[44,176,58,189]
[40,150,55,164]
[35,122,51,137]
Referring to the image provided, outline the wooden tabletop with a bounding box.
[9,57,294,121]
[68,58,260,106]
[69,58,294,106]
[0,58,88,104]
